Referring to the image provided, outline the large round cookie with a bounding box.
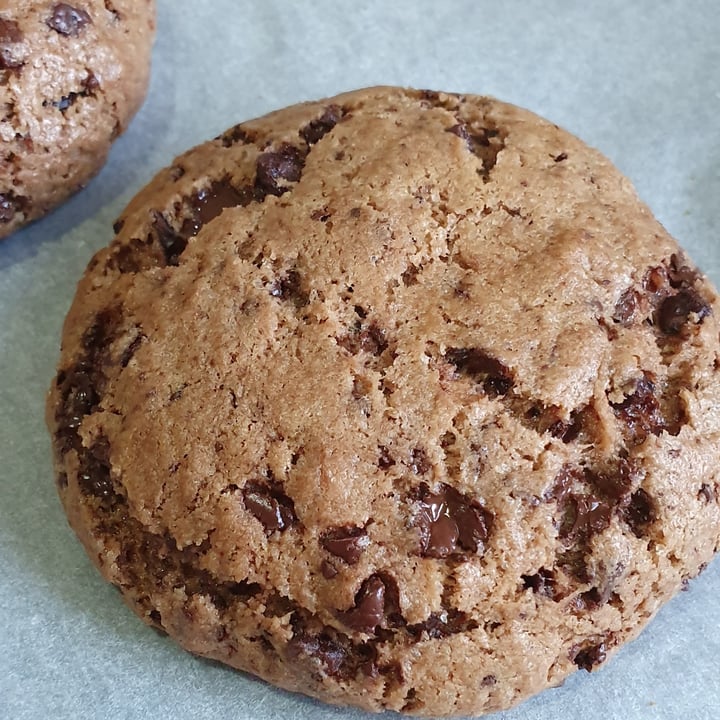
[0,0,155,239]
[47,87,720,716]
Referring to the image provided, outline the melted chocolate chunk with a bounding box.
[55,366,98,452]
[415,482,492,558]
[407,609,478,639]
[622,488,656,538]
[657,288,710,335]
[243,481,296,534]
[571,640,607,672]
[47,4,92,36]
[337,575,386,634]
[181,180,250,238]
[300,105,345,145]
[77,437,118,507]
[445,347,513,397]
[255,144,305,197]
[321,526,369,564]
[0,18,23,69]
[286,632,348,677]
[611,374,666,444]
[550,459,642,557]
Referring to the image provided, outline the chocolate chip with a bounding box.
[338,321,388,357]
[415,482,492,558]
[378,446,395,469]
[553,152,568,162]
[622,488,656,538]
[521,567,557,598]
[320,526,369,564]
[407,609,478,639]
[120,332,144,368]
[445,347,513,397]
[77,437,118,507]
[657,288,711,335]
[286,632,348,677]
[268,269,308,306]
[481,675,497,687]
[571,640,607,672]
[0,17,23,69]
[337,574,386,634]
[558,493,613,543]
[255,144,305,197]
[0,193,27,223]
[447,122,506,181]
[699,484,715,503]
[243,481,296,534]
[112,218,124,234]
[55,366,98,452]
[550,459,641,549]
[219,124,255,148]
[300,105,345,145]
[667,253,702,290]
[47,4,92,36]
[611,374,666,444]
[613,287,640,326]
[151,212,186,267]
[320,560,338,579]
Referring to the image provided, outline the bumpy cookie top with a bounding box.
[0,0,155,238]
[48,87,720,716]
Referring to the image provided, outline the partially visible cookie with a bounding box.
[0,1,155,239]
[47,87,720,716]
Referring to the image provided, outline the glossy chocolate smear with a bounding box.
[243,481,296,534]
[181,180,251,238]
[415,482,492,558]
[445,347,513,397]
[321,526,369,564]
[336,575,387,634]
[47,3,92,36]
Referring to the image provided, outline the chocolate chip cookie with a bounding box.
[0,1,155,239]
[46,87,720,716]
